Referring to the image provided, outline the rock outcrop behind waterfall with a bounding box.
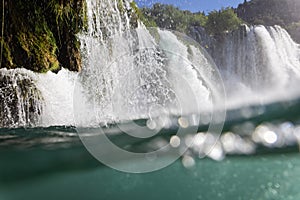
[0,0,139,73]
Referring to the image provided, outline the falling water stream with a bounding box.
[0,1,300,127]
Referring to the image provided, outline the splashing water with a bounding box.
[1,1,300,128]
[0,68,43,127]
[0,68,77,127]
[74,0,220,126]
[209,25,300,107]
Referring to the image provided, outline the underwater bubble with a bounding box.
[170,135,181,148]
[178,117,189,128]
[221,132,236,153]
[263,131,278,144]
[182,155,195,169]
[207,142,224,161]
[252,124,269,142]
[193,132,206,146]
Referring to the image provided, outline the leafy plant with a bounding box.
[141,3,207,32]
[205,7,243,36]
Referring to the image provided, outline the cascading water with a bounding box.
[75,0,218,126]
[0,68,77,127]
[205,25,300,107]
[0,68,43,127]
[1,1,300,128]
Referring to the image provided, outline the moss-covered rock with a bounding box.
[0,0,142,73]
[0,0,86,72]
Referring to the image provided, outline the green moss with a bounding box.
[0,0,146,72]
[48,0,86,32]
[0,0,86,72]
[130,1,157,28]
[15,5,59,73]
[0,38,13,67]
[117,0,125,14]
[82,0,89,32]
[17,31,59,72]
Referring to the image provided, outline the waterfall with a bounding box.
[0,68,77,127]
[1,1,300,128]
[204,25,300,107]
[0,0,218,128]
[75,0,218,126]
[0,68,43,127]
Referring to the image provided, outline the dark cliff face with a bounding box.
[236,0,300,43]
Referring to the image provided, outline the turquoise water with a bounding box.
[1,98,300,200]
[1,146,300,200]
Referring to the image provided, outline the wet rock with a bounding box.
[0,69,43,127]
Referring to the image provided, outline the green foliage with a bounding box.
[48,0,87,33]
[48,0,73,25]
[189,12,208,27]
[141,4,243,37]
[236,0,300,42]
[141,3,207,32]
[0,38,13,67]
[237,0,300,26]
[205,7,243,36]
[130,1,157,27]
